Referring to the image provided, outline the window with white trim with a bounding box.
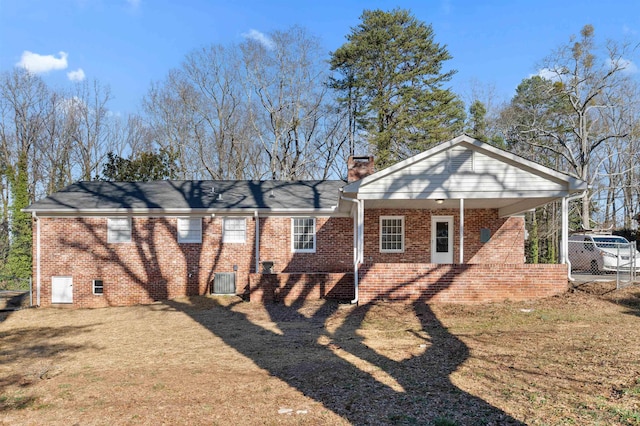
[380,216,404,253]
[292,218,316,253]
[177,217,202,243]
[93,279,104,295]
[223,218,246,243]
[107,217,131,243]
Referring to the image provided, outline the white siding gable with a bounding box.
[355,144,568,199]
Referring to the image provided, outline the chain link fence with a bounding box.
[568,235,638,289]
[0,276,32,310]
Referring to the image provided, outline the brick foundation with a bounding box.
[249,273,354,303]
[357,263,568,304]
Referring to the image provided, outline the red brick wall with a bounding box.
[363,209,524,264]
[258,217,353,273]
[32,209,557,308]
[34,215,352,308]
[249,273,354,303]
[357,263,568,304]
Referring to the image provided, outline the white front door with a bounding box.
[431,216,454,264]
[52,276,73,304]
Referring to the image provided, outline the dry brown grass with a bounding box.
[1,283,639,425]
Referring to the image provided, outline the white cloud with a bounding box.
[16,51,68,74]
[67,68,86,81]
[533,68,563,82]
[241,29,275,50]
[607,57,638,74]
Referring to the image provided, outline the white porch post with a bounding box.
[340,193,363,305]
[358,200,364,262]
[354,198,364,304]
[459,198,464,263]
[561,196,568,264]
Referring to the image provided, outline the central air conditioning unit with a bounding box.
[211,272,236,295]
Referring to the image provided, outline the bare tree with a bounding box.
[67,79,112,181]
[180,45,252,179]
[500,25,638,229]
[144,27,346,181]
[241,26,332,180]
[594,79,640,228]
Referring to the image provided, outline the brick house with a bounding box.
[25,135,586,308]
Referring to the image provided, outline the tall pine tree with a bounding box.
[330,8,465,168]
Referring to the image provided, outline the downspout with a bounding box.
[340,193,363,304]
[459,198,464,263]
[254,210,260,274]
[32,212,41,306]
[563,191,587,281]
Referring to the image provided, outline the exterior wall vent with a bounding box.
[448,148,473,172]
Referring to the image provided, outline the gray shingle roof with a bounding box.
[25,180,346,213]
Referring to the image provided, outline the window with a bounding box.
[93,279,104,295]
[292,218,316,253]
[380,216,404,253]
[223,218,246,243]
[177,218,202,243]
[107,217,131,243]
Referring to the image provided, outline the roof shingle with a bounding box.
[25,180,345,213]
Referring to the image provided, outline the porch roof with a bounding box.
[340,135,587,217]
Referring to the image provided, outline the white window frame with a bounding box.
[93,279,104,295]
[223,217,247,244]
[107,217,132,243]
[177,217,202,243]
[291,217,316,253]
[380,216,405,253]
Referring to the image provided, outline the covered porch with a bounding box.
[339,135,587,304]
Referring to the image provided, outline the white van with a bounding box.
[568,233,640,273]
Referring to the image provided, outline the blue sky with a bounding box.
[2,0,639,115]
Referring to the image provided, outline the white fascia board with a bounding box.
[354,189,574,200]
[29,207,348,218]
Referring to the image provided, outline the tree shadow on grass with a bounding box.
[0,323,101,401]
[166,295,523,425]
[46,179,524,423]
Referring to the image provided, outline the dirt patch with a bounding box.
[1,287,639,425]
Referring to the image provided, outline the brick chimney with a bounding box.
[347,156,375,183]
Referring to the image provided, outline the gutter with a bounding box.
[340,192,363,305]
[254,210,260,274]
[23,207,346,217]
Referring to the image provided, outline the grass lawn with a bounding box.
[1,282,639,425]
